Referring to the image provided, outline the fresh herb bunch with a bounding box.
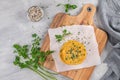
[13,33,57,80]
[55,29,72,42]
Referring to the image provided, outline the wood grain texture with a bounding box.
[41,4,108,80]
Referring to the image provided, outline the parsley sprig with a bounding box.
[55,29,72,42]
[57,3,77,13]
[64,4,77,12]
[13,33,57,80]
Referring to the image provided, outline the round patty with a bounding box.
[60,40,87,65]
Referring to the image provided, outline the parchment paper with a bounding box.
[48,25,101,72]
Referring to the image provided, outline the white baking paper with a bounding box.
[48,25,101,72]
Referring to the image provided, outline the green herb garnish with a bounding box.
[64,4,77,12]
[55,29,71,42]
[13,33,57,80]
[78,32,80,35]
[57,3,77,13]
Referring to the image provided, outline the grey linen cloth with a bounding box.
[97,0,120,80]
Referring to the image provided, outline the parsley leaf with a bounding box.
[32,33,37,37]
[55,29,72,42]
[64,4,77,12]
[57,3,77,13]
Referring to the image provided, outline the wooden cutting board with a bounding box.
[41,4,108,80]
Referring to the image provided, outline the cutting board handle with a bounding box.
[77,4,96,25]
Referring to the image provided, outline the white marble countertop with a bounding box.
[0,0,110,80]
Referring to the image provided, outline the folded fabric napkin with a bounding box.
[97,0,120,80]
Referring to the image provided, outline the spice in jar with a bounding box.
[28,6,44,22]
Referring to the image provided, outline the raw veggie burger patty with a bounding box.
[60,40,87,65]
